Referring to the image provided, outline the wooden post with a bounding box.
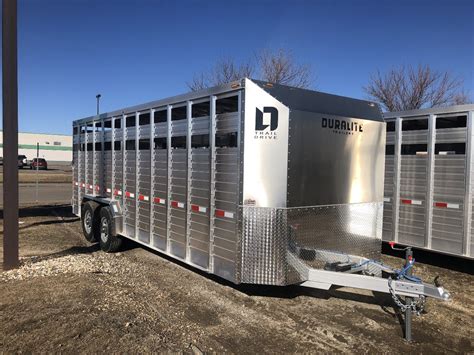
[2,0,19,270]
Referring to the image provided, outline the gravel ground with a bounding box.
[0,205,473,353]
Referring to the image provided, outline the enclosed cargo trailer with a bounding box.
[383,105,474,259]
[72,79,449,340]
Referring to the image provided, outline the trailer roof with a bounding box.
[73,78,383,125]
[383,104,474,119]
[253,80,383,121]
[73,80,242,125]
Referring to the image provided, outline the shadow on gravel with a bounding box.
[382,241,473,274]
[24,244,100,265]
[127,238,397,309]
[19,217,80,231]
[129,240,407,333]
[0,204,74,219]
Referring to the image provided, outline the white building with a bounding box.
[0,131,72,162]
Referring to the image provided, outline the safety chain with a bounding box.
[388,277,426,315]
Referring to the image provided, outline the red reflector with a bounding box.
[389,241,395,248]
[435,202,448,208]
[171,201,178,208]
[191,205,199,212]
[215,209,225,217]
[401,199,411,204]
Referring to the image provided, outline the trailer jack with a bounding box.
[293,244,450,341]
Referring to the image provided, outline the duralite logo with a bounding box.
[322,117,363,136]
[255,107,278,140]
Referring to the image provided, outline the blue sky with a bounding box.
[1,0,473,134]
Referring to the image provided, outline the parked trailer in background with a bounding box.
[72,79,449,340]
[383,105,474,259]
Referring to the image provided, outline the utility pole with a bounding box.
[2,0,19,270]
[96,94,101,115]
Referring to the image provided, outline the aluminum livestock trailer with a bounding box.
[383,105,474,259]
[72,79,449,340]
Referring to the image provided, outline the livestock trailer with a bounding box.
[72,79,449,339]
[383,105,474,259]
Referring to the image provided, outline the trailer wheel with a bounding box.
[99,207,122,253]
[81,201,100,243]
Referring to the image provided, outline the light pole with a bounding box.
[96,94,101,115]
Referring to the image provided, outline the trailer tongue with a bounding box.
[295,242,450,341]
[73,78,450,342]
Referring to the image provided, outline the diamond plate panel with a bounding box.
[240,202,383,285]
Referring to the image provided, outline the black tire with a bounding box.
[81,201,101,243]
[99,207,122,253]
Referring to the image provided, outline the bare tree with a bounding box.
[211,58,254,86]
[187,73,208,92]
[257,49,311,88]
[187,58,254,91]
[187,49,313,91]
[364,65,469,111]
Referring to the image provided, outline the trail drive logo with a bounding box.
[255,107,278,140]
[322,117,363,135]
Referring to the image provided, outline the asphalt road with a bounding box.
[0,183,71,207]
